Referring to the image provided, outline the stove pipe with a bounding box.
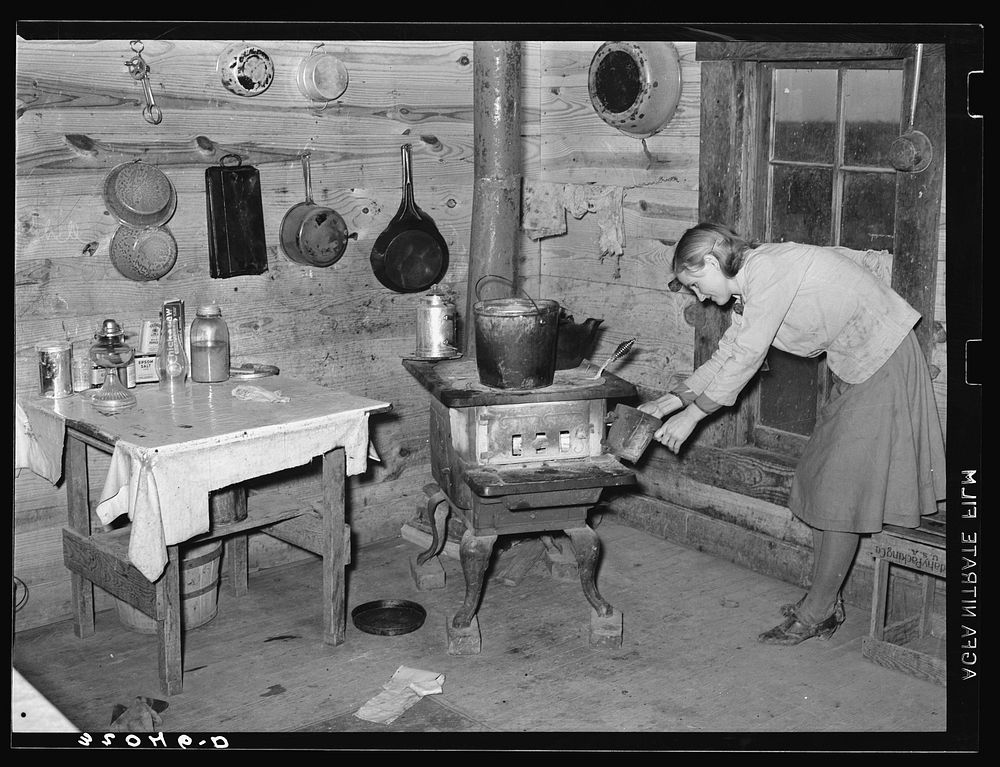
[463,41,523,356]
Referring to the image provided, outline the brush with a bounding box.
[590,337,635,379]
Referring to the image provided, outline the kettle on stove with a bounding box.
[555,309,603,369]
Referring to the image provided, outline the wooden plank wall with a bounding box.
[536,41,701,396]
[13,37,542,631]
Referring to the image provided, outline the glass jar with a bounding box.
[190,304,230,383]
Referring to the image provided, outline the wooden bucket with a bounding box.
[116,539,223,634]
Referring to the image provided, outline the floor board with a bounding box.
[12,516,948,748]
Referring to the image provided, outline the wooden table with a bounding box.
[20,376,389,696]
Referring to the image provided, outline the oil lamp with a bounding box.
[89,319,136,414]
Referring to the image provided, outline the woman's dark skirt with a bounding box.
[789,331,946,533]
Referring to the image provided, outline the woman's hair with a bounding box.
[672,223,759,278]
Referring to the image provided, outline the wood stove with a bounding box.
[403,357,637,654]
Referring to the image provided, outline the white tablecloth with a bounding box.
[16,377,389,581]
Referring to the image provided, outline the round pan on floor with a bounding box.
[351,599,426,636]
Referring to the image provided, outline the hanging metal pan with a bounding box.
[370,144,449,293]
[279,153,349,267]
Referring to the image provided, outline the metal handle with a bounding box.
[907,43,924,131]
[301,153,314,203]
[401,143,416,208]
[474,274,546,323]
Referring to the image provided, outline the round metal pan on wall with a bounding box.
[103,160,177,228]
[279,153,349,268]
[109,224,177,281]
[370,143,449,293]
[588,41,683,139]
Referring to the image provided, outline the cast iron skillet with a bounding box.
[370,143,449,293]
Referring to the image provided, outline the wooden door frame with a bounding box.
[682,41,945,502]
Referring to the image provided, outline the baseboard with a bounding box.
[606,492,877,612]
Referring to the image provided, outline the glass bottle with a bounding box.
[190,304,230,383]
[157,306,189,391]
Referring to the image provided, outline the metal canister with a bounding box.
[35,341,73,398]
[414,285,457,358]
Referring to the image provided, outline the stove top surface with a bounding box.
[403,358,636,408]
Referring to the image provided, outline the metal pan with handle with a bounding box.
[370,143,449,293]
[279,153,349,267]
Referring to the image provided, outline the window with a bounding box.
[756,63,904,438]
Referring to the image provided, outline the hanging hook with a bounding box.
[125,40,163,125]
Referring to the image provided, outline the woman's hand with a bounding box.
[654,404,708,454]
[638,394,683,419]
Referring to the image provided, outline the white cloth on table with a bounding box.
[95,412,375,581]
[14,401,65,484]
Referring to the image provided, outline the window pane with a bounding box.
[843,69,904,167]
[759,348,818,436]
[840,172,896,250]
[770,165,833,244]
[772,69,838,163]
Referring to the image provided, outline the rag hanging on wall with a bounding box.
[588,41,682,139]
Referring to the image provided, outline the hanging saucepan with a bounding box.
[279,153,349,267]
[370,143,449,293]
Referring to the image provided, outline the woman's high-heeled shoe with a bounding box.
[780,594,845,623]
[758,602,845,646]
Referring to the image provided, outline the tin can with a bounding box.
[35,341,73,398]
[415,286,457,358]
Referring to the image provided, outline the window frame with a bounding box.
[686,41,944,502]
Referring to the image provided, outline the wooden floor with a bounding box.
[13,516,949,750]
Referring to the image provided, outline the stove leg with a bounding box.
[564,525,623,648]
[416,483,450,566]
[564,525,612,618]
[452,529,497,630]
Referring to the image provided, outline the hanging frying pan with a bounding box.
[370,143,449,293]
[279,153,349,267]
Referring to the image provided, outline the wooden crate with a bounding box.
[862,523,946,686]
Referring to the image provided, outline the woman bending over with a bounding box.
[639,222,946,645]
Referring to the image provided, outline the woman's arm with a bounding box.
[637,393,684,419]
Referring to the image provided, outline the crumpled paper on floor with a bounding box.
[354,665,445,724]
[522,181,625,257]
